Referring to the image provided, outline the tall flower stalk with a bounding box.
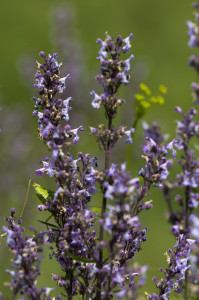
[33,51,99,299]
[1,208,53,300]
[145,3,199,298]
[32,34,173,299]
[142,105,199,299]
[89,33,176,299]
[90,33,135,297]
[1,4,199,299]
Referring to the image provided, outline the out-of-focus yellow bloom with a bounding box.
[140,101,151,108]
[159,84,167,94]
[135,94,145,101]
[140,83,151,96]
[149,96,158,104]
[156,95,165,104]
[134,83,167,125]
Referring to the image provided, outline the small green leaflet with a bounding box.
[20,180,55,226]
[31,182,56,229]
[69,254,96,264]
[89,206,101,215]
[20,181,100,230]
[32,182,55,204]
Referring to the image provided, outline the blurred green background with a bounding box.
[0,0,195,298]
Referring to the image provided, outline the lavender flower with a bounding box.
[187,20,199,48]
[146,234,194,300]
[187,2,199,103]
[2,2,199,296]
[161,107,199,232]
[142,110,199,298]
[88,34,157,299]
[1,208,53,299]
[153,104,199,298]
[33,52,100,298]
[90,33,135,162]
[140,136,174,185]
[142,121,168,146]
[91,130,173,298]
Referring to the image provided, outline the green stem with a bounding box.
[69,269,73,300]
[126,119,137,171]
[126,143,133,171]
[184,145,191,300]
[96,118,112,300]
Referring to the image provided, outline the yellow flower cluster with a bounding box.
[134,83,167,122]
[135,83,167,109]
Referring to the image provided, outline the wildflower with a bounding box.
[147,234,194,300]
[2,209,53,299]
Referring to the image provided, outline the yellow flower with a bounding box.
[156,95,165,105]
[140,101,151,108]
[149,96,158,104]
[159,84,167,94]
[140,83,151,96]
[135,94,145,101]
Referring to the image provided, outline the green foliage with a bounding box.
[89,206,101,216]
[69,254,96,264]
[32,182,55,204]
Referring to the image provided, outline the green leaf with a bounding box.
[32,182,55,204]
[37,219,59,229]
[69,254,96,264]
[90,207,101,215]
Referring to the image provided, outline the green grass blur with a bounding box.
[0,0,195,298]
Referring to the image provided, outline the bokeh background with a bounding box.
[0,0,195,298]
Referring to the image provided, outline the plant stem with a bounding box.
[96,117,112,299]
[184,145,191,300]
[126,119,137,171]
[69,271,73,300]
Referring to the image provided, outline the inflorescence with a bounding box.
[1,2,199,299]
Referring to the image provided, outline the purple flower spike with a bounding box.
[147,234,194,300]
[32,55,100,299]
[2,210,53,299]
[91,33,134,113]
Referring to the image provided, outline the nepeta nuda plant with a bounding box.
[1,208,53,300]
[32,34,154,299]
[2,3,199,300]
[144,2,199,299]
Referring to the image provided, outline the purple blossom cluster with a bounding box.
[142,106,199,298]
[187,2,199,104]
[1,208,53,300]
[90,33,135,157]
[137,5,199,297]
[25,35,153,299]
[147,234,195,300]
[2,2,199,300]
[161,106,199,231]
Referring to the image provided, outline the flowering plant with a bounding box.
[1,2,199,300]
